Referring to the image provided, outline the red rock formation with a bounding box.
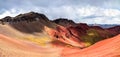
[45,24,120,48]
[68,23,89,36]
[45,26,85,48]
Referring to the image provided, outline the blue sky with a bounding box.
[0,0,120,24]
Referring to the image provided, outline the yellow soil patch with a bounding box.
[22,36,53,47]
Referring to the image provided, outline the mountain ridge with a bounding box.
[0,12,120,47]
[0,12,120,57]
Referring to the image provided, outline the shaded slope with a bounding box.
[0,12,56,34]
[10,12,56,33]
[107,25,120,35]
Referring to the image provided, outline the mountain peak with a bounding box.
[0,12,49,25]
[14,11,48,20]
[52,18,76,26]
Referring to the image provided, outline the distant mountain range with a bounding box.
[89,24,120,28]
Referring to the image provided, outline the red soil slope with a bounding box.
[0,32,120,57]
[60,34,120,57]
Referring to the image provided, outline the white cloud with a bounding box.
[0,9,25,18]
[75,6,120,24]
[76,6,98,17]
[44,6,78,20]
[76,6,120,17]
[78,17,120,24]
[103,9,120,17]
[0,7,45,18]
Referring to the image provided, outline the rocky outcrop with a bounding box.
[0,16,12,25]
[0,12,49,23]
[52,18,76,27]
[13,12,49,23]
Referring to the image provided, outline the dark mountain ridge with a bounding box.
[52,18,76,27]
[0,12,56,33]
